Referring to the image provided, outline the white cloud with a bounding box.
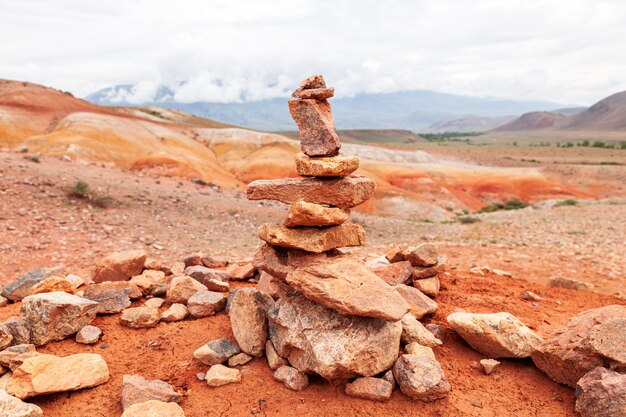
[1,0,625,105]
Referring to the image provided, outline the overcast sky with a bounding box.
[1,0,625,105]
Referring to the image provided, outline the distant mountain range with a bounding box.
[85,85,571,132]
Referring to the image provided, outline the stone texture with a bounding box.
[187,291,226,318]
[294,153,359,177]
[412,257,447,279]
[194,339,241,365]
[92,250,146,283]
[75,325,102,344]
[160,304,188,323]
[425,324,446,344]
[0,325,13,350]
[121,374,182,410]
[480,359,501,375]
[120,306,160,329]
[226,262,257,281]
[184,266,229,291]
[144,297,164,309]
[393,354,450,402]
[205,364,241,387]
[286,257,409,321]
[0,390,43,416]
[385,247,409,263]
[247,176,376,209]
[253,244,290,280]
[288,99,340,157]
[393,285,438,319]
[292,87,334,100]
[2,318,29,346]
[413,276,440,298]
[405,244,438,267]
[259,223,366,253]
[296,74,326,90]
[265,340,288,370]
[0,345,38,371]
[64,273,85,289]
[345,377,393,402]
[373,261,413,286]
[129,273,160,296]
[531,305,626,387]
[6,353,109,399]
[256,271,291,300]
[2,267,63,301]
[284,200,350,227]
[28,276,75,295]
[268,293,402,380]
[447,312,542,358]
[405,343,436,359]
[121,400,185,417]
[83,281,138,314]
[549,276,594,291]
[228,352,252,367]
[273,366,309,391]
[21,292,99,346]
[575,367,626,417]
[229,289,268,357]
[166,276,207,304]
[382,370,395,389]
[401,314,443,348]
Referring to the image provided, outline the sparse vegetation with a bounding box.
[479,199,528,213]
[68,180,117,208]
[458,215,481,224]
[29,155,40,163]
[70,180,90,198]
[419,132,482,143]
[555,199,579,207]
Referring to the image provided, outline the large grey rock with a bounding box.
[2,267,62,301]
[229,289,268,357]
[83,281,136,314]
[575,367,626,417]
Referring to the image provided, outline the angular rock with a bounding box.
[183,266,229,292]
[373,261,413,286]
[286,257,409,321]
[401,314,443,348]
[345,377,393,402]
[83,281,138,314]
[64,274,85,289]
[385,247,409,263]
[144,258,171,275]
[226,262,256,281]
[284,201,350,227]
[288,99,340,157]
[2,267,63,301]
[413,276,440,298]
[296,74,326,90]
[247,176,376,209]
[393,285,438,319]
[273,366,309,391]
[405,343,436,359]
[21,292,99,346]
[412,257,446,279]
[194,339,241,365]
[75,325,102,344]
[405,244,438,267]
[144,297,164,309]
[129,272,161,296]
[160,304,188,323]
[292,87,334,100]
[166,276,207,304]
[447,311,542,358]
[229,289,268,357]
[182,254,203,267]
[170,261,186,276]
[256,271,291,300]
[6,353,109,399]
[0,390,43,417]
[480,359,501,375]
[121,374,182,410]
[382,370,395,390]
[549,276,594,291]
[268,293,402,380]
[120,306,160,329]
[521,291,543,302]
[253,244,290,281]
[28,276,75,295]
[92,250,146,283]
[205,364,241,387]
[121,400,185,417]
[393,354,450,402]
[228,352,252,367]
[294,153,359,177]
[531,305,626,387]
[3,318,30,346]
[425,323,446,344]
[575,367,626,417]
[0,296,7,307]
[0,345,38,371]
[0,325,13,351]
[201,256,229,269]
[187,291,226,318]
[259,223,366,253]
[265,340,288,370]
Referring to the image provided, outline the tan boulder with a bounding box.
[129,272,162,296]
[6,353,109,399]
[373,261,413,286]
[288,99,340,157]
[28,276,75,295]
[0,390,43,416]
[294,153,359,177]
[166,276,207,304]
[405,343,436,359]
[187,291,226,318]
[393,285,438,319]
[205,364,241,387]
[401,314,443,348]
[228,353,252,367]
[64,273,85,289]
[256,272,291,300]
[286,257,408,321]
[160,304,188,323]
[226,262,256,280]
[120,306,160,329]
[247,176,376,209]
[413,276,440,298]
[92,250,146,283]
[2,267,64,302]
[121,400,185,417]
[405,244,438,267]
[284,201,350,227]
[345,377,393,402]
[259,223,366,253]
[121,374,182,410]
[229,289,268,357]
[393,354,450,402]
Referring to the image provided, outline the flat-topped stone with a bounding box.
[284,201,349,227]
[288,99,340,157]
[258,223,366,253]
[292,87,334,100]
[294,153,359,177]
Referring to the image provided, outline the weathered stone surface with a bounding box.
[247,176,376,209]
[144,297,164,309]
[382,370,395,390]
[406,244,438,267]
[405,343,436,359]
[64,273,85,289]
[273,366,309,391]
[284,201,350,227]
[259,223,366,253]
[121,400,185,417]
[0,345,38,371]
[0,296,7,307]
[385,247,409,263]
[413,276,440,298]
[121,374,182,410]
[253,244,290,281]
[229,289,267,357]
[2,318,30,346]
[288,99,340,157]
[166,276,207,304]
[2,267,63,301]
[531,305,626,387]
[129,271,163,296]
[83,281,139,314]
[0,324,13,350]
[447,312,542,358]
[575,367,626,417]
[184,266,229,291]
[187,291,226,318]
[120,306,160,329]
[228,352,252,367]
[28,276,75,295]
[0,390,43,416]
[393,354,450,402]
[286,257,409,321]
[194,339,241,365]
[226,262,256,281]
[480,359,501,375]
[345,377,393,402]
[160,304,188,323]
[256,272,291,300]
[401,314,443,348]
[412,257,446,279]
[373,261,413,286]
[21,292,98,346]
[144,258,171,275]
[549,276,594,291]
[292,87,334,100]
[205,364,241,387]
[202,256,229,269]
[265,340,288,370]
[425,323,446,344]
[75,325,102,344]
[268,293,402,380]
[294,153,359,177]
[296,74,326,90]
[92,250,146,283]
[393,285,438,319]
[6,353,109,399]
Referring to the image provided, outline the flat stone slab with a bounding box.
[294,153,359,177]
[284,201,350,227]
[259,223,366,253]
[247,176,376,209]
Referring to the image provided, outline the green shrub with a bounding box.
[503,199,528,210]
[555,199,578,207]
[70,180,89,198]
[458,216,481,224]
[29,155,40,163]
